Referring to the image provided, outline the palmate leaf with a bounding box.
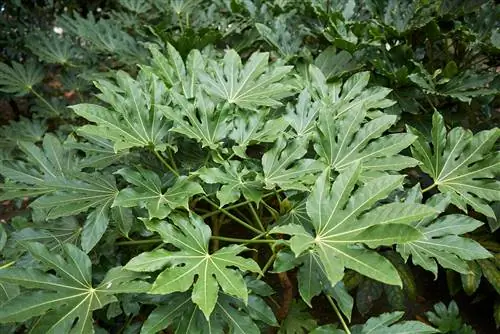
[408,111,500,219]
[312,70,418,175]
[71,70,171,152]
[285,89,320,138]
[29,173,119,253]
[66,133,128,169]
[197,160,262,207]
[145,43,204,99]
[229,110,288,158]
[0,134,119,252]
[141,289,276,334]
[113,167,203,219]
[26,33,81,65]
[397,186,491,277]
[262,136,324,191]
[271,162,435,288]
[199,49,294,110]
[314,105,418,175]
[160,91,231,150]
[308,67,395,121]
[0,59,44,96]
[0,242,150,333]
[124,213,261,319]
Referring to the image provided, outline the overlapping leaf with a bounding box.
[408,111,500,219]
[0,242,150,332]
[262,136,324,191]
[271,163,434,288]
[0,134,119,252]
[199,49,294,109]
[145,43,204,99]
[160,91,231,150]
[197,160,262,207]
[397,186,491,277]
[124,213,261,319]
[113,167,203,219]
[312,70,418,175]
[229,110,288,158]
[71,70,171,152]
[140,289,277,334]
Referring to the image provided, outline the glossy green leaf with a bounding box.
[71,70,171,152]
[125,213,261,319]
[271,163,430,288]
[0,242,149,332]
[0,60,44,96]
[397,187,491,277]
[199,49,293,109]
[408,111,500,219]
[197,160,262,207]
[113,167,203,219]
[262,137,324,191]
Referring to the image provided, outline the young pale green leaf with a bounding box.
[0,60,44,96]
[271,163,431,288]
[262,136,324,191]
[197,160,262,207]
[125,213,261,319]
[71,70,171,152]
[199,49,293,110]
[408,111,500,219]
[160,91,231,150]
[0,242,149,332]
[113,167,203,219]
[397,189,491,277]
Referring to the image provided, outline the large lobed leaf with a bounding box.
[0,134,118,252]
[408,111,500,219]
[124,213,261,319]
[0,242,150,333]
[71,70,171,152]
[113,167,203,220]
[199,49,294,110]
[271,162,435,290]
[397,186,491,277]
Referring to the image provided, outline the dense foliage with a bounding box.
[0,0,499,333]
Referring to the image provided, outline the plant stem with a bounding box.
[326,295,351,334]
[210,235,275,244]
[248,203,266,231]
[257,253,276,279]
[201,192,278,219]
[421,183,437,193]
[202,196,264,235]
[115,238,162,246]
[166,146,178,171]
[30,88,59,117]
[152,149,180,177]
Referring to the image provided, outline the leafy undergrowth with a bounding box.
[0,0,499,333]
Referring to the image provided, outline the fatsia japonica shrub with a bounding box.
[0,42,498,333]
